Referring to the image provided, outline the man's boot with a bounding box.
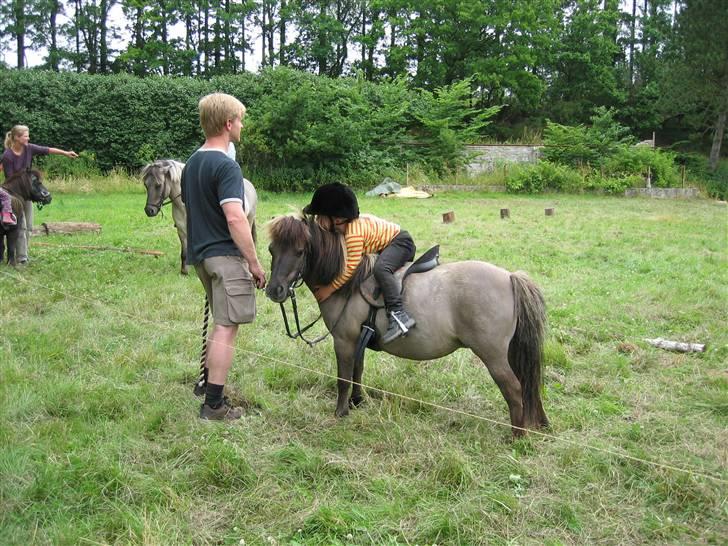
[381,308,416,344]
[199,396,244,421]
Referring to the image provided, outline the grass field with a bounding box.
[1,179,726,545]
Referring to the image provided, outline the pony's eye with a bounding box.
[295,250,304,258]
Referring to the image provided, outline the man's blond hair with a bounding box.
[198,93,246,138]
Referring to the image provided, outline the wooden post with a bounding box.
[646,166,652,189]
[545,207,555,216]
[681,164,686,187]
[500,208,510,219]
[442,211,455,223]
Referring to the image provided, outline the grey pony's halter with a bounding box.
[149,177,181,211]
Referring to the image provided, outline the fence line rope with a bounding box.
[1,268,725,485]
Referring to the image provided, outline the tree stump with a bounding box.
[500,208,510,219]
[442,211,455,223]
[545,208,555,216]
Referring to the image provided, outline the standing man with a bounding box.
[181,93,266,421]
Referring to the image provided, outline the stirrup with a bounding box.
[390,311,410,335]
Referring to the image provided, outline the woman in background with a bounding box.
[1,125,78,263]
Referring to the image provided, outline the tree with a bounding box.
[661,0,728,170]
[546,0,624,124]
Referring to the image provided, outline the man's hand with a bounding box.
[313,284,335,303]
[249,261,267,289]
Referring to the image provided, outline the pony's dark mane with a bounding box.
[2,169,42,196]
[267,214,371,293]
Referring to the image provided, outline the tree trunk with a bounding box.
[203,0,209,73]
[629,0,636,86]
[267,1,274,67]
[185,12,194,76]
[133,6,145,76]
[279,0,286,65]
[74,0,82,72]
[14,0,26,68]
[99,0,111,73]
[32,222,102,235]
[240,11,246,72]
[224,0,231,70]
[213,4,221,70]
[161,0,169,75]
[709,110,726,172]
[49,0,60,70]
[361,2,366,66]
[260,2,266,67]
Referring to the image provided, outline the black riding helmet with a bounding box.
[303,182,360,220]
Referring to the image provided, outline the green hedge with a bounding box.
[0,68,497,190]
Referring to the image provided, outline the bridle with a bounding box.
[277,250,354,347]
[27,171,49,210]
[148,177,181,211]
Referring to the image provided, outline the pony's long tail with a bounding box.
[194,296,210,396]
[508,272,549,429]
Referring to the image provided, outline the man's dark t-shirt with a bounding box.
[181,149,245,265]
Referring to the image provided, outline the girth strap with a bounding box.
[354,305,381,368]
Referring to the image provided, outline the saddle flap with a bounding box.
[359,245,440,308]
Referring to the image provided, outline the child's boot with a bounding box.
[1,211,17,227]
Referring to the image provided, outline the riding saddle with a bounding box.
[358,245,441,308]
[354,245,440,357]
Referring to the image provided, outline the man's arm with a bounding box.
[221,201,266,289]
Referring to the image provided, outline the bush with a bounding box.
[584,174,641,194]
[542,107,634,168]
[506,161,584,193]
[542,106,680,187]
[35,151,101,179]
[602,146,679,187]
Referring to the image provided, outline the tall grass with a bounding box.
[1,176,726,545]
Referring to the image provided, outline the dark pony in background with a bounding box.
[0,169,52,265]
[266,214,549,437]
[141,159,258,275]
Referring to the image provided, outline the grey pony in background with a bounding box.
[141,159,258,275]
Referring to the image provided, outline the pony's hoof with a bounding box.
[349,396,364,409]
[335,407,349,418]
[511,427,527,439]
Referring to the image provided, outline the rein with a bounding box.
[278,272,353,347]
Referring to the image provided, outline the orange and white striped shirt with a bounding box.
[330,214,401,290]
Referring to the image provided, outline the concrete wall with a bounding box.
[464,145,542,175]
[624,188,699,198]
